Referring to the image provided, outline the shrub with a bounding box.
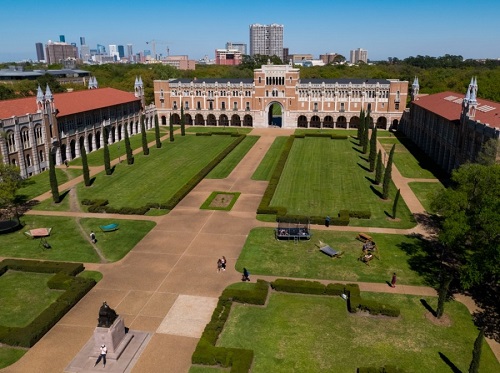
[271,279,326,295]
[349,210,371,219]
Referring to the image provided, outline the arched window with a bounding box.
[7,131,16,152]
[21,129,30,148]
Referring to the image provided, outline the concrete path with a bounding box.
[2,129,498,372]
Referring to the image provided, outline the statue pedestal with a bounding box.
[93,316,133,360]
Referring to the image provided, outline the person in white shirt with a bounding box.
[94,344,107,367]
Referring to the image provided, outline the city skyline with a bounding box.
[1,0,500,63]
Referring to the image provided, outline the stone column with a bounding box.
[14,123,27,178]
[28,122,41,175]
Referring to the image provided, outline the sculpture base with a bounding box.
[93,316,132,359]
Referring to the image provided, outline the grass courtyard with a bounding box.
[269,137,415,228]
[211,290,499,373]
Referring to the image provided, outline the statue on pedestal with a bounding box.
[97,301,118,328]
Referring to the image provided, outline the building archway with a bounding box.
[70,139,76,159]
[219,114,229,127]
[207,114,217,126]
[87,133,93,152]
[60,144,67,162]
[297,115,308,128]
[95,131,101,149]
[349,116,360,129]
[310,115,321,128]
[231,114,241,127]
[324,116,334,128]
[376,117,387,129]
[243,115,253,127]
[336,116,347,128]
[185,114,193,125]
[195,114,205,126]
[267,101,283,127]
[171,114,181,125]
[161,116,167,125]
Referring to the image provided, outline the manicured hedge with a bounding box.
[0,259,95,348]
[192,280,268,372]
[358,366,405,373]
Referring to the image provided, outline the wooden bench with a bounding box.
[357,233,373,243]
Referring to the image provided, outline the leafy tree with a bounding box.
[124,124,134,165]
[375,150,384,184]
[180,106,186,136]
[0,155,24,218]
[154,114,162,148]
[369,124,377,171]
[392,188,401,219]
[48,150,60,203]
[141,114,149,155]
[37,73,64,93]
[468,328,485,373]
[80,142,90,186]
[169,114,174,142]
[103,128,111,175]
[431,163,500,288]
[476,138,499,166]
[382,144,395,199]
[0,85,15,100]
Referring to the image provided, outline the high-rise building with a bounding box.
[226,42,247,55]
[249,24,284,60]
[109,45,119,60]
[80,37,86,46]
[127,44,133,60]
[350,48,368,64]
[35,43,45,62]
[59,35,65,43]
[80,45,91,61]
[97,44,106,55]
[117,45,125,59]
[215,49,242,65]
[45,41,78,64]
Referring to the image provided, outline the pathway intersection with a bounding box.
[3,129,498,372]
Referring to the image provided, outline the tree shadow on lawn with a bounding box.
[438,352,463,373]
[365,175,377,184]
[352,146,363,153]
[469,282,500,343]
[420,298,437,317]
[369,185,384,199]
[358,162,371,172]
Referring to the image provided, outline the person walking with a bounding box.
[391,272,397,288]
[90,231,96,244]
[217,258,223,273]
[221,256,227,271]
[242,268,250,282]
[94,344,107,367]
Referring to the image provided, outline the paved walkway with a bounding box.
[2,129,498,372]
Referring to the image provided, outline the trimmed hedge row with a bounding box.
[271,279,400,317]
[0,259,96,347]
[295,133,349,140]
[192,280,269,372]
[358,366,405,373]
[257,136,295,215]
[80,135,245,214]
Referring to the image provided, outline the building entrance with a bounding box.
[267,102,283,127]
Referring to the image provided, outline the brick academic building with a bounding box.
[154,62,408,129]
[0,78,154,178]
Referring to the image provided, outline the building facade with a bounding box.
[154,62,407,129]
[45,41,78,65]
[215,49,242,65]
[399,78,500,173]
[249,24,284,60]
[0,78,155,178]
[350,48,368,64]
[35,43,45,62]
[226,42,247,55]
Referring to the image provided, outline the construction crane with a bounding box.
[146,40,173,60]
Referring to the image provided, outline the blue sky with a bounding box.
[1,0,499,63]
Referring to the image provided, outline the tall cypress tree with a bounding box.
[80,142,90,186]
[357,109,365,143]
[368,124,377,171]
[49,150,60,203]
[392,188,401,218]
[124,124,134,165]
[468,328,484,373]
[141,114,149,155]
[169,113,174,142]
[103,128,111,175]
[180,106,186,136]
[382,144,395,199]
[436,273,452,319]
[362,110,370,154]
[375,150,384,185]
[154,114,162,148]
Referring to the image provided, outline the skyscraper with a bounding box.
[249,24,284,60]
[226,42,247,55]
[109,45,119,60]
[45,41,78,64]
[80,37,86,46]
[350,48,368,64]
[127,44,133,60]
[35,42,45,62]
[59,35,66,43]
[97,44,106,55]
[117,45,125,59]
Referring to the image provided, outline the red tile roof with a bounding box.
[413,91,500,128]
[0,88,140,120]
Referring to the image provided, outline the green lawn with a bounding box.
[270,137,415,228]
[0,346,26,370]
[77,135,237,209]
[236,228,426,285]
[0,271,63,327]
[69,128,169,167]
[206,136,259,178]
[0,215,155,263]
[252,136,288,181]
[408,181,445,214]
[378,137,443,179]
[214,291,499,373]
[17,168,82,201]
[31,190,72,211]
[294,128,359,137]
